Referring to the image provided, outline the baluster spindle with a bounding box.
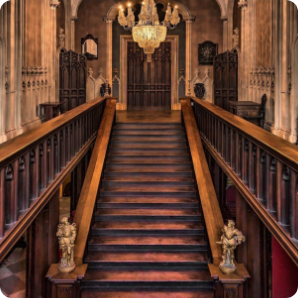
[235,133,240,174]
[48,137,54,182]
[0,168,5,238]
[290,171,298,239]
[12,160,19,222]
[24,153,30,210]
[255,147,260,199]
[60,130,65,168]
[276,160,282,222]
[281,165,290,226]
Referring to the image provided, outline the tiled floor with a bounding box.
[0,248,26,298]
[0,196,71,297]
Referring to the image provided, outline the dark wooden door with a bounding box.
[59,49,86,113]
[127,42,171,109]
[213,50,238,111]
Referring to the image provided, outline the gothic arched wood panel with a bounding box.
[127,42,171,109]
[59,50,86,113]
[213,50,238,111]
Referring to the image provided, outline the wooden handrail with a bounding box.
[188,96,298,267]
[73,98,116,264]
[0,97,105,166]
[191,97,298,170]
[0,97,109,263]
[181,98,250,297]
[181,98,223,264]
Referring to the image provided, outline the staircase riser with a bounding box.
[102,181,194,187]
[100,191,197,197]
[81,282,213,291]
[87,245,207,252]
[109,141,187,145]
[103,172,193,178]
[84,263,209,271]
[97,203,198,208]
[91,230,204,236]
[95,215,201,222]
[105,165,192,171]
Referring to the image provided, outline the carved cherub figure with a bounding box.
[217,220,245,273]
[56,217,77,273]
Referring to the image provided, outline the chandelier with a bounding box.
[118,0,180,61]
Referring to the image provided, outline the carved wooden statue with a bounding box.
[56,217,77,273]
[217,220,245,274]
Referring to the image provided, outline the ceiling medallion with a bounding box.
[118,0,180,62]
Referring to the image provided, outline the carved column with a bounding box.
[50,1,60,103]
[104,17,113,92]
[71,18,77,51]
[222,17,228,52]
[238,0,248,101]
[185,17,195,95]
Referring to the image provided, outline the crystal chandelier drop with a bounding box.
[118,0,180,62]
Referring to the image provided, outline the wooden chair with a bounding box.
[244,94,267,128]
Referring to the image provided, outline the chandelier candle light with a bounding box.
[118,0,180,62]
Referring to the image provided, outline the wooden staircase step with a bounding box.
[108,151,189,156]
[83,270,212,282]
[92,221,204,237]
[98,197,198,203]
[106,157,190,163]
[102,179,194,188]
[88,236,207,252]
[85,252,208,263]
[81,291,214,298]
[89,236,205,246]
[114,124,183,130]
[94,208,201,222]
[105,165,192,171]
[111,136,186,142]
[112,130,185,136]
[109,144,187,149]
[100,188,197,198]
[103,176,193,181]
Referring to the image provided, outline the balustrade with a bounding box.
[190,97,298,266]
[0,97,107,262]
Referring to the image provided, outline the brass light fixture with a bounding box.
[118,0,180,61]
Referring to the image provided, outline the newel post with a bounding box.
[46,263,87,298]
[209,263,250,298]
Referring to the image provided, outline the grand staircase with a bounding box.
[81,123,214,298]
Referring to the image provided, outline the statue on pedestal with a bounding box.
[56,217,77,273]
[217,220,245,274]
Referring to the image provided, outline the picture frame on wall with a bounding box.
[198,41,218,65]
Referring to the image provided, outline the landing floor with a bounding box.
[116,110,181,123]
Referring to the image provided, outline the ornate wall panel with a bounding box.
[214,50,238,111]
[59,50,86,112]
[127,42,171,109]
